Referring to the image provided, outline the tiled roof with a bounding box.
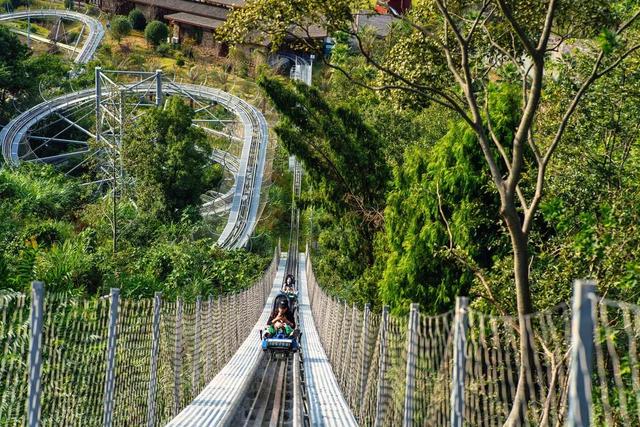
[202,0,245,7]
[132,0,230,20]
[355,11,395,37]
[164,12,225,30]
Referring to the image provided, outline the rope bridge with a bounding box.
[0,247,280,426]
[0,246,638,426]
[305,246,640,426]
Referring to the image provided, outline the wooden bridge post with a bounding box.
[374,306,390,427]
[358,303,371,420]
[103,288,120,427]
[173,298,183,417]
[27,282,45,427]
[193,297,202,392]
[146,292,162,427]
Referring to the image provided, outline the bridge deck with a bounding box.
[167,255,286,426]
[166,253,356,426]
[298,253,358,426]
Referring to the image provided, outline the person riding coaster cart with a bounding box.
[282,273,298,313]
[261,293,300,354]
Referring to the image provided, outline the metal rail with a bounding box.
[233,155,306,426]
[235,354,293,426]
[0,9,105,63]
[0,83,269,249]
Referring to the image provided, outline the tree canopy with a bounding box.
[128,9,147,31]
[144,20,169,46]
[110,16,132,42]
[122,96,221,219]
[0,27,69,123]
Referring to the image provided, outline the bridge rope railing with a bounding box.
[306,246,640,426]
[0,244,280,427]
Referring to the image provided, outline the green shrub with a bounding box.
[128,9,146,31]
[175,56,185,67]
[144,20,169,46]
[155,42,171,57]
[110,15,131,42]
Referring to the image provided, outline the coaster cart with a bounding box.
[260,293,300,358]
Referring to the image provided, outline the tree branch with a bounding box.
[436,181,453,250]
[536,0,558,52]
[484,91,529,211]
[495,0,538,59]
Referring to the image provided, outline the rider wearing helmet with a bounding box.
[264,298,296,338]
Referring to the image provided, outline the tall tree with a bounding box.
[0,26,30,114]
[259,76,390,225]
[122,97,220,218]
[259,76,390,303]
[222,1,640,420]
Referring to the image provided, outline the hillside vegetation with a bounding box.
[223,0,640,316]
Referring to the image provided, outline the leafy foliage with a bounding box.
[230,0,640,319]
[259,76,390,219]
[144,20,169,46]
[122,97,221,219]
[259,75,392,305]
[0,163,267,298]
[0,27,69,123]
[128,9,147,31]
[110,16,132,42]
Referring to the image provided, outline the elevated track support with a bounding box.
[0,9,104,63]
[0,71,269,249]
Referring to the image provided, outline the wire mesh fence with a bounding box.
[592,297,640,426]
[5,245,640,426]
[0,292,29,427]
[0,246,279,426]
[40,294,110,426]
[463,303,571,426]
[305,247,634,427]
[414,311,453,426]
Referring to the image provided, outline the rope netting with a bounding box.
[414,312,453,426]
[0,247,279,426]
[306,249,578,426]
[464,304,571,426]
[113,298,154,427]
[40,295,110,426]
[0,292,29,427]
[592,297,640,426]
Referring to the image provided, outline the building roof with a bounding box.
[165,12,225,30]
[355,11,395,37]
[132,0,230,20]
[287,23,328,40]
[203,0,245,8]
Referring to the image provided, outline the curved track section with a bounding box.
[0,9,104,63]
[0,83,269,249]
[201,149,240,214]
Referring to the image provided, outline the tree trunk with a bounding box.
[502,205,535,426]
